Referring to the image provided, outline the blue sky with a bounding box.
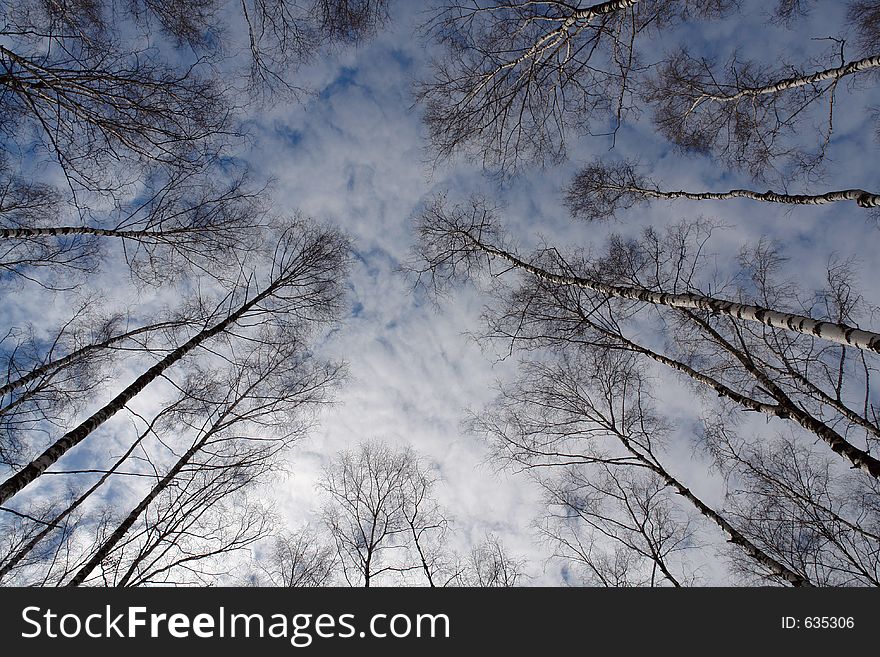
[3,0,880,585]
[239,0,880,584]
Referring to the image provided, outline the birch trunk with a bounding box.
[0,320,185,398]
[615,185,880,208]
[573,0,640,21]
[603,411,812,585]
[697,54,880,104]
[0,226,203,240]
[463,232,880,353]
[682,311,880,479]
[560,295,880,479]
[64,421,220,587]
[0,274,286,506]
[489,0,640,75]
[0,412,160,581]
[641,455,810,586]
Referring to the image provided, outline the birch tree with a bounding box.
[411,197,880,480]
[414,196,880,355]
[59,338,340,587]
[417,0,737,172]
[1,163,269,285]
[703,420,880,586]
[0,392,191,582]
[319,440,450,587]
[564,160,880,223]
[0,161,99,286]
[0,0,392,197]
[475,348,815,585]
[0,301,199,470]
[412,195,880,583]
[1,311,344,586]
[0,221,349,507]
[644,44,880,180]
[0,0,390,290]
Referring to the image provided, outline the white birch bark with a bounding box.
[610,185,880,208]
[556,289,880,479]
[0,226,206,240]
[462,232,880,354]
[0,273,291,506]
[0,320,185,398]
[697,54,880,104]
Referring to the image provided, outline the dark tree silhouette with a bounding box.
[0,221,349,507]
[319,440,450,587]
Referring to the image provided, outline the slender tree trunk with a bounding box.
[0,320,186,398]
[699,54,880,103]
[683,311,880,479]
[642,454,810,586]
[613,185,880,208]
[64,421,219,586]
[560,297,880,479]
[499,0,640,73]
[607,425,811,585]
[0,274,286,506]
[0,226,200,240]
[462,231,880,353]
[0,411,162,581]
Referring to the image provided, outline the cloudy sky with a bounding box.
[4,0,879,586]
[227,0,880,584]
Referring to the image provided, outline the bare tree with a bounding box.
[319,440,450,586]
[0,29,229,198]
[565,159,880,223]
[0,391,190,582]
[474,345,812,585]
[704,417,880,586]
[0,0,390,294]
[411,195,880,583]
[0,0,392,197]
[248,526,338,587]
[417,0,738,172]
[412,3,880,587]
[849,1,880,57]
[0,306,196,404]
[1,163,270,285]
[60,335,340,587]
[451,534,525,587]
[400,462,452,587]
[72,479,275,587]
[411,196,880,479]
[0,221,349,506]
[644,43,880,180]
[412,195,880,583]
[0,160,99,286]
[539,467,695,587]
[0,299,207,476]
[414,196,880,356]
